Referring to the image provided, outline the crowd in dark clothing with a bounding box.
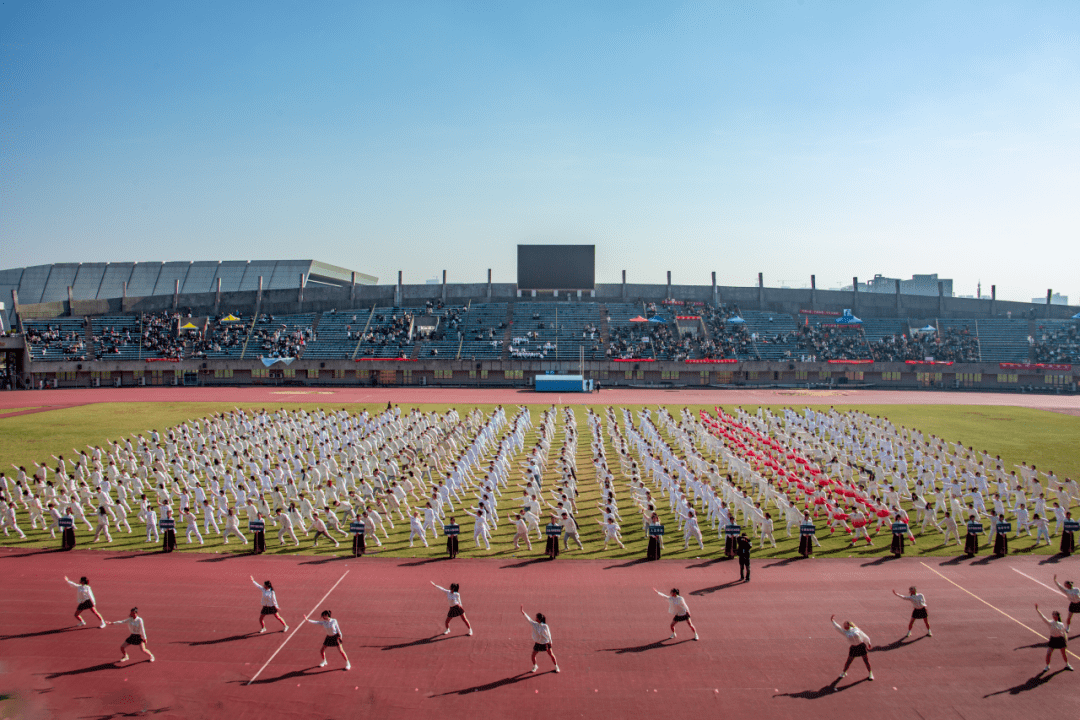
[1034,322,1080,363]
[606,302,752,360]
[251,314,311,358]
[788,325,980,362]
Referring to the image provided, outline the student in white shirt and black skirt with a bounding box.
[1035,604,1073,673]
[521,605,558,673]
[307,610,350,670]
[251,576,288,633]
[110,607,155,663]
[432,581,473,636]
[831,614,873,681]
[893,587,931,637]
[64,575,106,628]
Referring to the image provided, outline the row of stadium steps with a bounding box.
[739,310,799,360]
[302,309,368,360]
[455,302,507,361]
[972,318,1032,363]
[500,303,514,361]
[23,317,90,361]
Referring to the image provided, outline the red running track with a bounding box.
[2,386,1080,415]
[1,547,1076,720]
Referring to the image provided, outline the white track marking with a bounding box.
[921,563,1077,660]
[247,570,350,685]
[1010,567,1060,594]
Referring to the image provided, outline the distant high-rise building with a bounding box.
[844,274,953,297]
[1032,293,1069,305]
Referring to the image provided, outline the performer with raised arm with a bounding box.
[110,607,155,663]
[831,614,873,681]
[307,610,350,670]
[892,587,931,638]
[1035,604,1073,673]
[1053,575,1079,633]
[654,587,698,641]
[431,581,473,636]
[64,576,106,628]
[251,576,288,633]
[520,605,559,674]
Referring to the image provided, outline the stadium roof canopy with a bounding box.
[0,260,376,326]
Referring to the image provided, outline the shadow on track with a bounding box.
[599,638,692,654]
[196,553,252,563]
[299,555,351,566]
[380,634,459,650]
[174,631,264,646]
[45,661,144,679]
[238,666,339,685]
[0,547,66,559]
[984,669,1065,697]
[684,557,727,569]
[433,671,545,695]
[602,558,650,569]
[870,634,926,653]
[501,558,553,569]
[397,557,450,567]
[0,626,82,642]
[774,677,867,699]
[689,580,744,596]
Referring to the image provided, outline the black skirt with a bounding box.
[125,633,145,646]
[1048,635,1067,649]
[76,600,95,612]
[532,642,551,652]
[353,534,366,557]
[446,535,459,558]
[1061,531,1075,555]
[647,536,662,561]
[162,529,177,553]
[447,606,465,618]
[260,606,278,616]
[322,633,341,647]
[799,535,813,557]
[891,534,905,555]
[912,608,928,619]
[964,534,979,555]
[1069,602,1080,614]
[673,613,691,623]
[847,643,867,658]
[61,528,76,550]
[993,533,1008,556]
[545,536,560,558]
[724,535,736,557]
[253,530,266,554]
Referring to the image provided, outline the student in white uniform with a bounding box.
[521,605,559,673]
[110,607,155,663]
[409,511,429,548]
[64,576,106,628]
[1054,575,1080,632]
[431,581,472,636]
[654,588,699,641]
[251,576,288,633]
[222,508,247,545]
[307,609,350,670]
[507,511,533,551]
[892,587,931,637]
[831,615,873,680]
[92,507,113,543]
[1035,604,1072,672]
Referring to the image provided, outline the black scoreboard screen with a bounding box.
[517,245,595,290]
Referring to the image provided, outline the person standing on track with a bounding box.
[892,587,931,638]
[110,607,155,663]
[654,587,699,641]
[431,581,473,636]
[1035,604,1073,673]
[64,576,106,628]
[831,614,873,681]
[1053,575,1079,632]
[736,532,752,582]
[307,609,350,670]
[251,576,288,633]
[520,605,559,674]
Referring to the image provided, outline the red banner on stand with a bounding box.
[999,362,1072,371]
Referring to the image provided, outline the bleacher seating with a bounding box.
[508,302,601,360]
[456,303,508,360]
[352,307,421,359]
[302,311,367,360]
[24,319,89,361]
[1034,320,1080,364]
[247,314,316,358]
[92,316,145,360]
[199,315,251,359]
[972,319,1031,363]
[739,310,799,360]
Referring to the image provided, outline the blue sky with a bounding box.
[2,1,1077,303]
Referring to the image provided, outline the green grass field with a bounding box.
[1,401,1077,560]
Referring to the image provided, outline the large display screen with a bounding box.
[517,245,595,290]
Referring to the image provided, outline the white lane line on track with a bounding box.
[247,570,350,685]
[920,562,1077,660]
[1010,567,1061,594]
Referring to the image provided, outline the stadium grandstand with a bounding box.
[0,254,1078,394]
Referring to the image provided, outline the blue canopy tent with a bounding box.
[920,325,936,333]
[728,316,746,324]
[1072,312,1080,320]
[648,316,666,323]
[835,309,862,325]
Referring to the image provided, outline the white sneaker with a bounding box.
[904,631,911,638]
[345,663,351,670]
[443,628,451,635]
[693,634,699,641]
[927,630,932,637]
[319,659,328,668]
[1065,664,1074,671]
[260,627,267,633]
[530,664,538,673]
[99,622,107,629]
[668,633,676,640]
[554,665,560,673]
[283,626,289,632]
[867,672,874,681]
[78,619,86,626]
[148,654,155,663]
[467,629,473,636]
[1043,665,1050,673]
[839,672,846,678]
[120,655,129,663]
